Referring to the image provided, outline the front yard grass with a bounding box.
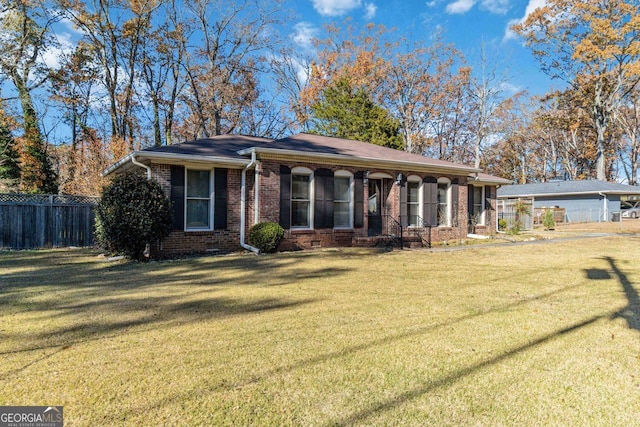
[1,234,639,425]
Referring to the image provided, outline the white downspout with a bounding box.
[241,151,260,253]
[254,161,260,225]
[599,192,608,222]
[131,154,152,180]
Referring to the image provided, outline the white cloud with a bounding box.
[42,32,75,69]
[57,17,85,36]
[445,0,510,15]
[500,81,522,95]
[311,0,363,16]
[310,0,378,19]
[445,0,476,14]
[363,2,377,20]
[291,22,319,51]
[480,0,510,14]
[503,0,546,41]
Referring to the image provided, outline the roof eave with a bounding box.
[498,190,640,198]
[469,175,512,185]
[102,151,250,176]
[239,147,481,175]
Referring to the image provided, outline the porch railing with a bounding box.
[370,215,433,249]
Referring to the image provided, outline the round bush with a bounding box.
[96,173,172,260]
[249,222,284,254]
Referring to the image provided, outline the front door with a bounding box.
[368,179,383,236]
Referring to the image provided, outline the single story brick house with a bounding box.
[104,133,510,254]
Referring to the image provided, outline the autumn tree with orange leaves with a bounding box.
[301,23,473,157]
[513,0,640,181]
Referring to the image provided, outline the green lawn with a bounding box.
[1,234,639,426]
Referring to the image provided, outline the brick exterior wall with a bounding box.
[149,161,498,255]
[150,163,246,256]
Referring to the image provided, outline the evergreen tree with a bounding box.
[0,115,20,185]
[19,111,58,194]
[310,77,404,150]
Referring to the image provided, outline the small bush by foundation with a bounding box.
[249,222,284,253]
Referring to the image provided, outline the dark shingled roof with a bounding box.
[107,133,510,179]
[255,133,477,171]
[142,134,272,160]
[498,180,640,197]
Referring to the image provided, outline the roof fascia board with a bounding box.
[102,153,135,176]
[469,176,512,185]
[139,152,249,168]
[103,151,249,176]
[239,147,480,175]
[498,190,640,198]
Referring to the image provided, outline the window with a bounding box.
[437,178,450,226]
[186,169,212,230]
[291,168,312,228]
[407,177,421,227]
[334,171,353,228]
[470,185,485,225]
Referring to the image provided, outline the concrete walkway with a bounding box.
[418,231,635,253]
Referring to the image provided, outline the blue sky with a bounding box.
[286,0,559,96]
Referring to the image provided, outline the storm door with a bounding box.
[368,179,384,236]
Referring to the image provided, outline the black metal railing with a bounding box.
[401,215,433,248]
[368,215,433,249]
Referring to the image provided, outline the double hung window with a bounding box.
[334,172,353,228]
[291,169,312,228]
[186,169,212,230]
[470,185,485,225]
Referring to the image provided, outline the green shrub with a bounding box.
[498,218,507,231]
[542,209,556,230]
[249,222,284,254]
[96,173,172,260]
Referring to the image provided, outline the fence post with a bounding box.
[48,194,54,248]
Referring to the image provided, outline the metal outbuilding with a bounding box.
[497,180,640,224]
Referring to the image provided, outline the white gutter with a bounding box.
[131,154,152,180]
[240,151,260,254]
[102,151,250,176]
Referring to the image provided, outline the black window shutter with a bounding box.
[170,165,185,230]
[452,178,459,226]
[423,176,437,226]
[354,171,364,228]
[279,165,291,229]
[314,168,334,228]
[214,168,227,229]
[399,183,408,227]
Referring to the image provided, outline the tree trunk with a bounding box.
[593,97,608,181]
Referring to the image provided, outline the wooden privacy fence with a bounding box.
[0,194,99,249]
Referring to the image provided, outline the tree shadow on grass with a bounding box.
[118,280,607,421]
[0,296,319,377]
[0,247,376,295]
[0,249,367,366]
[601,256,640,333]
[0,248,361,310]
[330,313,611,426]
